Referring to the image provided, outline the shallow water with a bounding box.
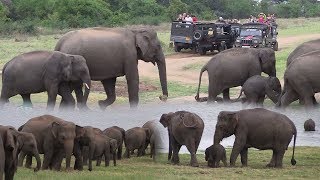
[0,101,319,154]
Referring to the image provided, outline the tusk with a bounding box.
[84,83,90,90]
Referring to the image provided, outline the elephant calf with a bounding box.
[205,144,227,168]
[142,120,161,161]
[236,75,281,106]
[304,119,316,131]
[103,126,125,160]
[160,111,204,167]
[92,131,117,167]
[124,127,150,158]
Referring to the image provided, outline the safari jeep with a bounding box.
[234,22,278,51]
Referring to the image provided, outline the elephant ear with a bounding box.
[231,113,239,130]
[182,113,198,128]
[135,30,151,60]
[4,129,16,151]
[44,52,72,82]
[51,122,60,139]
[75,125,85,138]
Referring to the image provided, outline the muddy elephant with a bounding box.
[235,75,281,106]
[214,108,297,168]
[124,127,150,158]
[195,48,276,103]
[304,119,315,131]
[160,111,204,167]
[55,27,168,109]
[103,126,125,160]
[205,144,227,168]
[0,51,91,110]
[19,115,84,171]
[278,50,320,108]
[142,120,161,161]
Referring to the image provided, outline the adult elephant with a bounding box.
[278,50,320,108]
[55,27,168,109]
[286,39,320,66]
[18,115,84,171]
[214,108,297,168]
[160,111,204,167]
[0,51,91,110]
[103,126,125,160]
[195,48,276,103]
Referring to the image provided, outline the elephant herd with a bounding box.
[0,115,160,180]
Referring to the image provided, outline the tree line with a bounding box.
[0,0,319,34]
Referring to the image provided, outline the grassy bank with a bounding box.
[15,147,320,180]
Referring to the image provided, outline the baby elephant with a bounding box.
[205,144,227,168]
[124,127,150,158]
[304,119,316,131]
[236,75,281,106]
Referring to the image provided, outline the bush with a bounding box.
[0,20,38,35]
[0,2,9,22]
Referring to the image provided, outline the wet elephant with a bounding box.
[0,51,91,110]
[18,115,83,171]
[103,126,125,160]
[55,28,168,109]
[214,108,297,168]
[142,120,161,160]
[195,48,276,103]
[160,111,204,167]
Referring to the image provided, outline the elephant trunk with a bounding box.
[34,152,41,172]
[156,53,168,102]
[213,131,223,145]
[64,140,74,171]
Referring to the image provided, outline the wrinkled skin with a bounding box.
[142,120,161,161]
[195,48,276,103]
[55,28,168,109]
[0,133,4,180]
[124,127,150,158]
[205,144,227,168]
[103,126,125,160]
[278,50,320,109]
[304,119,316,131]
[19,115,83,171]
[0,126,20,180]
[214,108,297,168]
[0,51,91,110]
[160,111,204,167]
[235,75,281,106]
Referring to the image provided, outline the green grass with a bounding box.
[15,147,320,180]
[277,17,320,37]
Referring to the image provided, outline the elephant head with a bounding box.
[159,112,174,128]
[213,111,238,145]
[109,139,118,166]
[265,76,282,103]
[257,48,276,77]
[133,29,168,101]
[51,121,77,170]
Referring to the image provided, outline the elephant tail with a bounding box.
[291,127,297,166]
[18,124,24,131]
[195,64,208,102]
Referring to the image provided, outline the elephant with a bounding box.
[287,39,320,66]
[18,115,84,171]
[124,127,150,158]
[0,133,4,180]
[54,27,168,109]
[0,125,20,180]
[205,144,227,168]
[160,111,204,167]
[195,48,276,103]
[142,120,161,160]
[103,126,125,160]
[0,51,91,110]
[214,108,297,168]
[235,75,281,106]
[278,50,320,108]
[304,119,315,131]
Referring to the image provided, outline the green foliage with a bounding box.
[10,0,55,20]
[167,0,189,20]
[0,2,8,22]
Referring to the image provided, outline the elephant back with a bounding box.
[176,111,204,129]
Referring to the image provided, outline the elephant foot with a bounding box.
[266,163,275,168]
[191,162,199,167]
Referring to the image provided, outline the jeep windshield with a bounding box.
[240,29,262,37]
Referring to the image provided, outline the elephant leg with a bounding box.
[275,149,285,168]
[240,148,248,167]
[257,96,265,107]
[51,150,64,171]
[98,78,117,110]
[58,83,76,110]
[21,94,33,107]
[208,82,222,103]
[82,147,89,166]
[222,154,228,167]
[171,138,181,165]
[25,154,32,169]
[126,69,139,108]
[186,139,199,167]
[230,136,246,167]
[96,157,102,166]
[46,85,59,111]
[124,147,130,158]
[117,145,122,160]
[0,87,14,106]
[266,150,276,167]
[280,84,299,107]
[42,149,54,170]
[18,151,26,167]
[223,89,230,102]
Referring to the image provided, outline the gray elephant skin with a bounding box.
[54,27,168,109]
[18,115,84,171]
[0,51,91,110]
[124,127,150,158]
[205,144,227,168]
[103,126,125,160]
[236,75,281,105]
[304,119,315,131]
[278,50,320,108]
[160,111,204,167]
[214,108,297,168]
[195,48,276,102]
[287,39,320,66]
[142,120,161,161]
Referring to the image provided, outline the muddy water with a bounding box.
[0,102,319,154]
